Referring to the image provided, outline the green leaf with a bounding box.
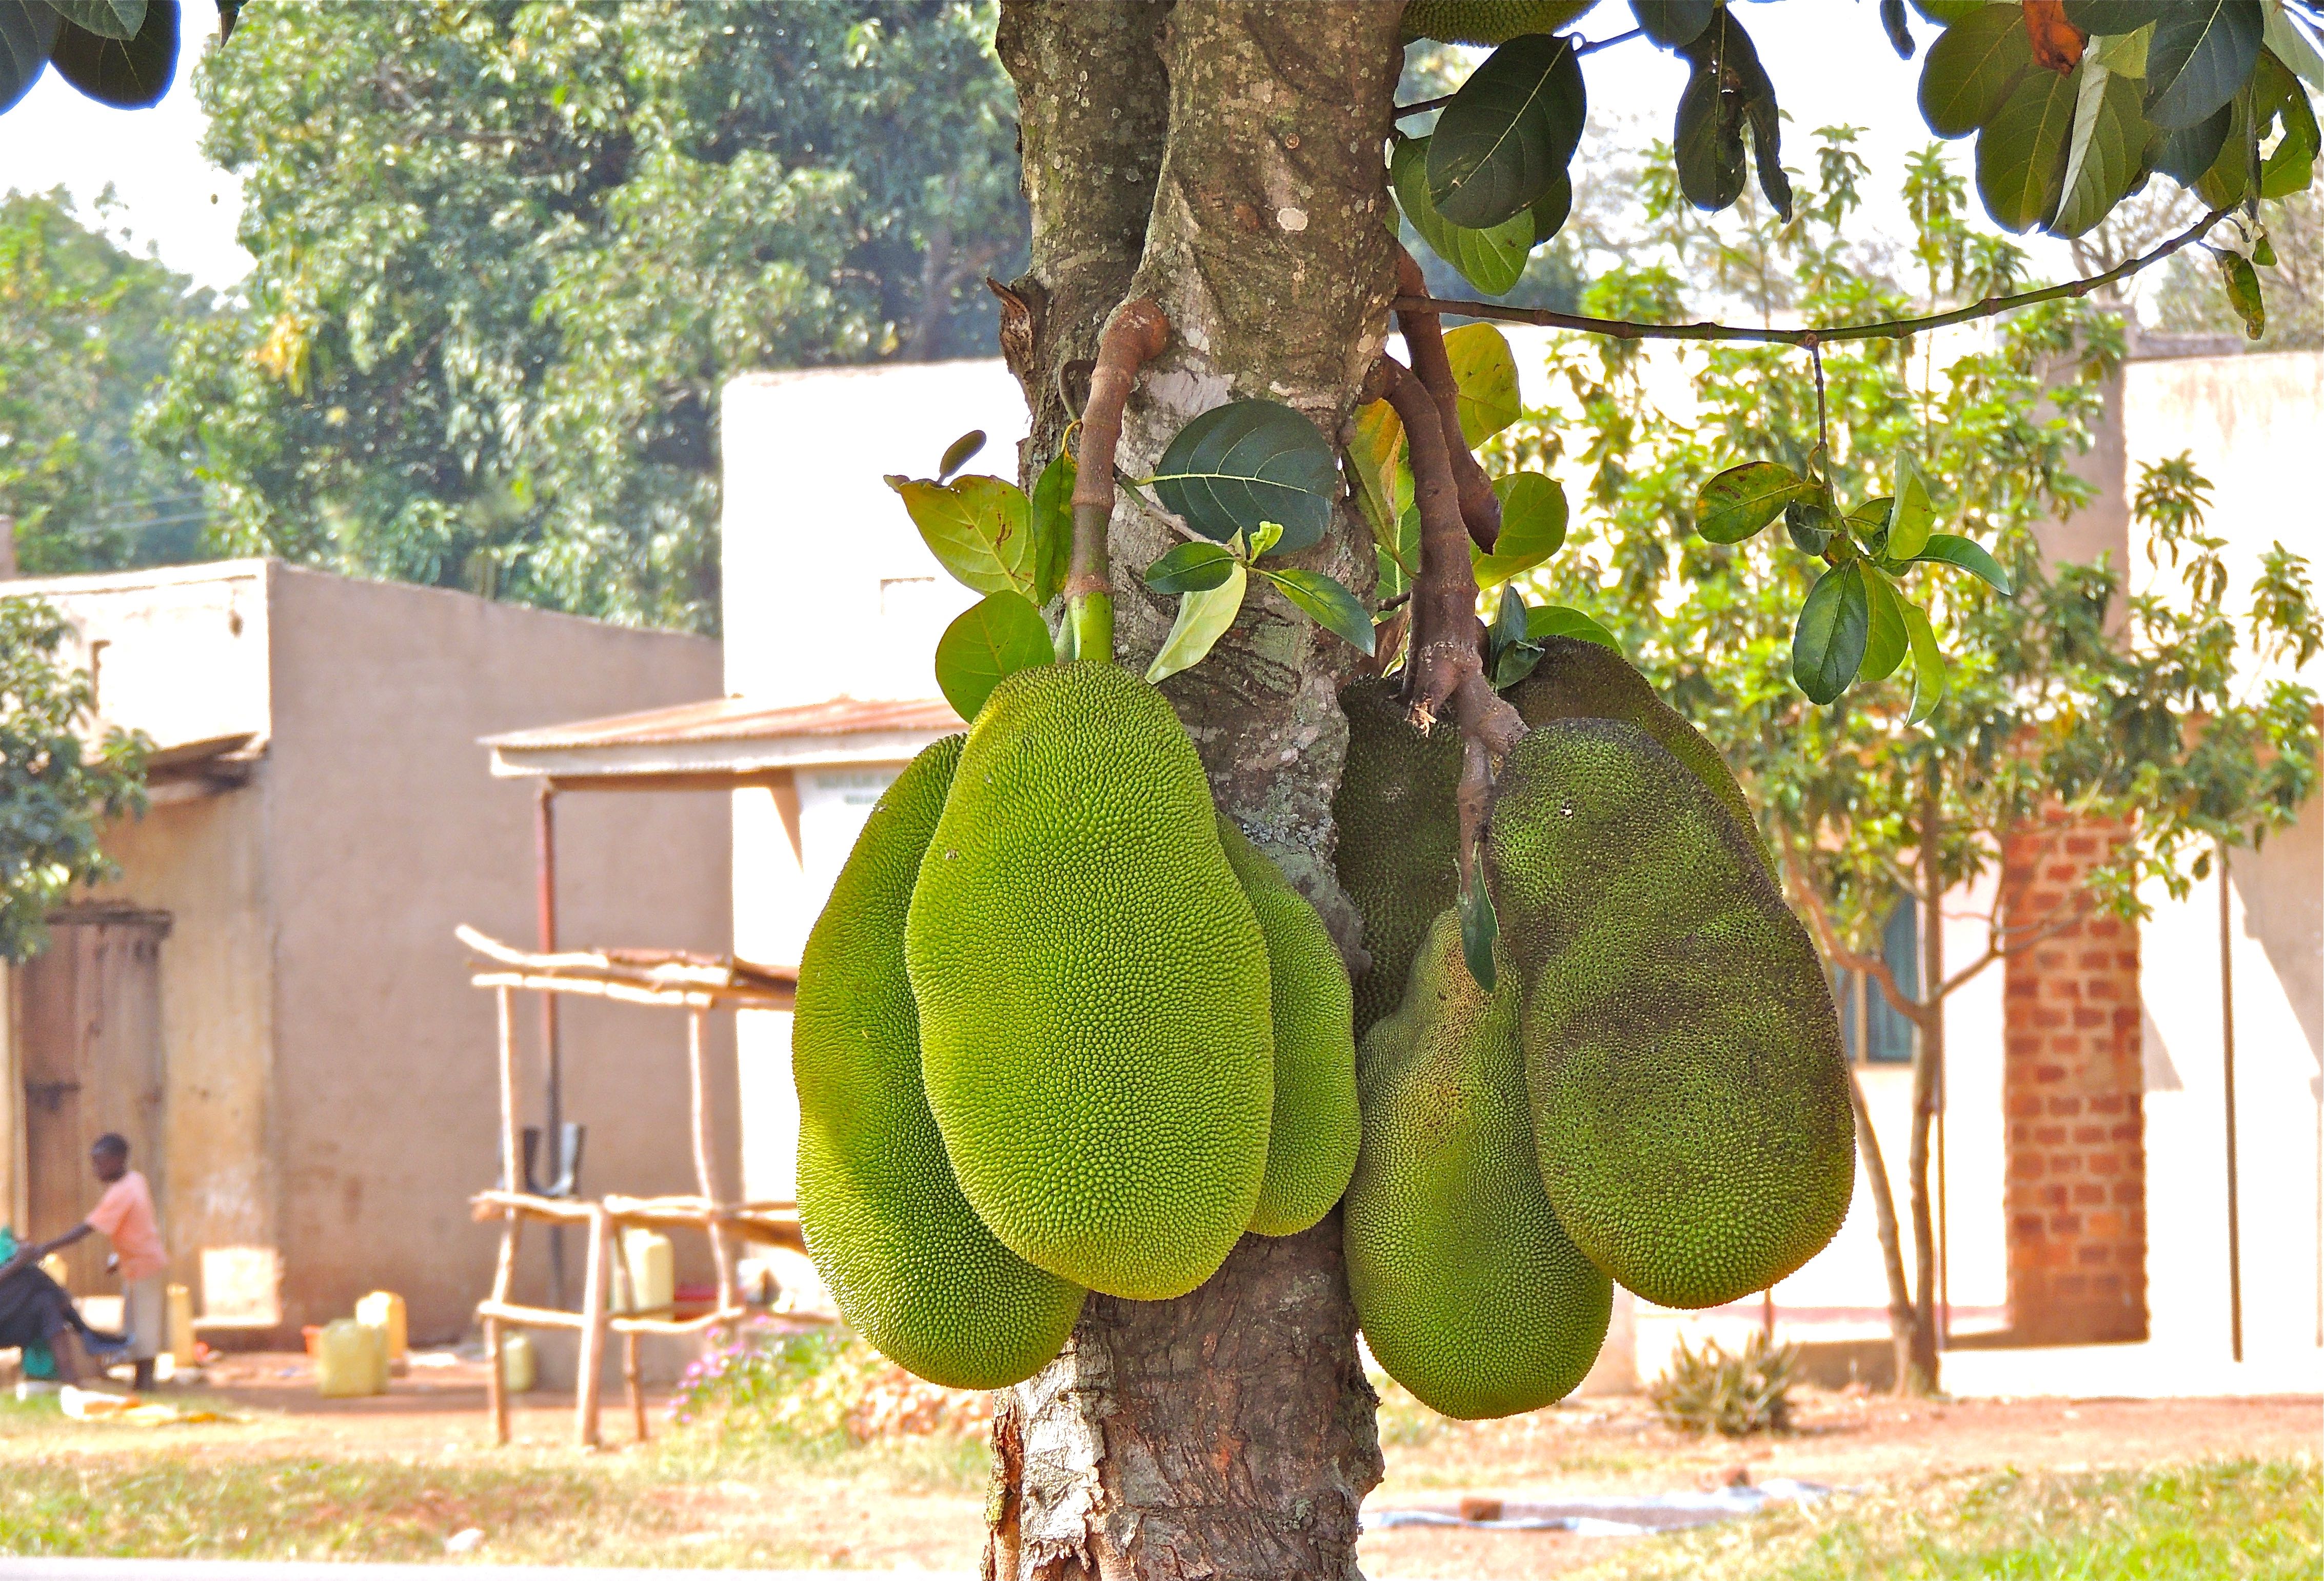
[47,1,146,41]
[1786,497,1835,554]
[938,429,986,482]
[0,2,58,117]
[933,591,1053,722]
[1246,521,1284,558]
[2063,3,2174,34]
[2218,250,2267,338]
[50,0,177,109]
[1427,34,1587,230]
[1631,0,1716,49]
[2145,0,2264,131]
[1393,135,1536,295]
[1529,167,1574,244]
[2051,63,2152,236]
[1525,603,1620,650]
[1489,584,1528,655]
[1458,867,1499,993]
[2154,98,2235,183]
[1256,567,1376,655]
[1919,5,2033,137]
[1745,82,1794,220]
[1886,464,1938,561]
[1144,539,1239,595]
[1029,447,1074,606]
[2092,24,2152,77]
[1860,568,1911,683]
[1149,398,1337,554]
[1472,472,1568,587]
[1443,323,1522,445]
[2264,0,2324,94]
[1793,562,1872,705]
[1976,63,2081,232]
[1146,564,1247,684]
[1911,532,2014,592]
[1881,0,1915,59]
[1900,595,1948,724]
[887,473,1034,597]
[1698,459,1814,544]
[2257,48,2319,197]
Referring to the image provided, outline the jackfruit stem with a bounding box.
[1067,297,1171,664]
[1395,246,1501,552]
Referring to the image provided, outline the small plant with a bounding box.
[1649,1330,1799,1437]
[670,1324,882,1449]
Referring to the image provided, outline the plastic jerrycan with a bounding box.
[501,1330,537,1393]
[621,1229,675,1314]
[356,1291,407,1371]
[315,1318,382,1397]
[165,1284,196,1366]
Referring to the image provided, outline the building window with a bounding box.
[1834,899,1920,1065]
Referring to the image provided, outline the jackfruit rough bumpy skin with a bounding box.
[1216,818,1361,1236]
[1346,912,1613,1419]
[1488,719,1854,1310]
[1334,678,1463,1037]
[792,736,1085,1388]
[1506,636,1774,874]
[906,662,1274,1302]
[1401,0,1600,46]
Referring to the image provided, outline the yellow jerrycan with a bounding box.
[315,1318,382,1398]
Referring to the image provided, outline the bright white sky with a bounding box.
[0,2,2073,299]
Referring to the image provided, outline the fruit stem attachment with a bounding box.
[1394,246,1500,552]
[1067,296,1170,663]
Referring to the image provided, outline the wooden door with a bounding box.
[18,912,168,1293]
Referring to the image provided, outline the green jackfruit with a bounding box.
[1488,719,1853,1310]
[1506,637,1773,874]
[1217,819,1361,1236]
[1346,912,1612,1419]
[1401,0,1600,46]
[1334,678,1463,1037]
[793,736,1084,1388]
[906,663,1273,1302]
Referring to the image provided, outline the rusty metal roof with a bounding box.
[481,694,964,785]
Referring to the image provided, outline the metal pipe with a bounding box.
[538,783,566,1309]
[2218,844,2242,1363]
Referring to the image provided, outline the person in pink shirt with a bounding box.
[19,1134,166,1390]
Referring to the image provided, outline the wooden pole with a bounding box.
[687,1009,736,1316]
[487,985,520,1446]
[2219,845,2243,1363]
[537,785,567,1309]
[574,1204,609,1449]
[625,1329,647,1443]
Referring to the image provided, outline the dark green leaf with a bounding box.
[2051,64,2152,237]
[2218,250,2266,338]
[1785,497,1834,554]
[1746,88,1793,221]
[933,591,1053,721]
[1880,0,1915,60]
[0,0,59,114]
[1525,603,1620,650]
[1631,0,1716,49]
[1900,596,1947,724]
[1860,568,1911,683]
[1918,5,2032,138]
[50,0,176,108]
[2062,2,2173,32]
[1149,398,1337,554]
[1793,562,1871,705]
[2146,0,2263,132]
[1029,446,1074,606]
[1473,471,1567,587]
[2153,99,2234,184]
[1392,135,1537,295]
[1376,544,1411,603]
[1427,34,1587,229]
[1458,868,1498,993]
[1976,63,2080,232]
[1489,584,1528,659]
[1256,567,1376,655]
[2195,83,2259,208]
[938,429,986,482]
[1850,497,1896,554]
[1493,638,1546,689]
[1698,459,1814,544]
[1530,167,1574,244]
[1911,531,2013,592]
[48,1,146,40]
[1143,539,1239,595]
[1147,566,1247,684]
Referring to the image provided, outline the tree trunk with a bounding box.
[1902,769,1945,1393]
[985,5,1404,1577]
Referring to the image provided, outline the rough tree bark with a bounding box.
[986,4,1405,1577]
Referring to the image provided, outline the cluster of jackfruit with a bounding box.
[792,663,1361,1390]
[1335,639,1854,1419]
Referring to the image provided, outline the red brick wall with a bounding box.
[2000,812,2148,1345]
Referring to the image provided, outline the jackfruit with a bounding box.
[1506,637,1772,874]
[906,663,1273,1301]
[793,736,1084,1388]
[1345,912,1612,1419]
[1401,0,1601,46]
[1217,819,1361,1236]
[1334,678,1463,1036]
[1487,719,1853,1310]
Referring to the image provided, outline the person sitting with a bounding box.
[0,1231,112,1387]
[10,1135,166,1391]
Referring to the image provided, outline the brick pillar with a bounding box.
[2001,811,2148,1345]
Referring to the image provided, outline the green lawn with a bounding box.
[1576,1459,2322,1581]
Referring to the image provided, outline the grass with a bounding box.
[1572,1458,2322,1581]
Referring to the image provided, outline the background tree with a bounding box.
[0,190,215,575]
[0,595,149,964]
[145,0,1026,631]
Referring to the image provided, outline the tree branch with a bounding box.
[1784,845,1936,1030]
[1395,246,1501,550]
[1066,297,1169,661]
[1393,208,2231,346]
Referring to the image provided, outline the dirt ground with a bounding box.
[5,1352,2316,1578]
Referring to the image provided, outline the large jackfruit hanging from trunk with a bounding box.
[906,663,1274,1302]
[1334,678,1463,1037]
[792,736,1085,1388]
[1346,911,1612,1419]
[1488,718,1853,1310]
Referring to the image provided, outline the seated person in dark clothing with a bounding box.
[0,1234,115,1387]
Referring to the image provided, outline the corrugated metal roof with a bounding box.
[482,694,963,753]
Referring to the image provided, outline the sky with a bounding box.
[0,1,2077,301]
